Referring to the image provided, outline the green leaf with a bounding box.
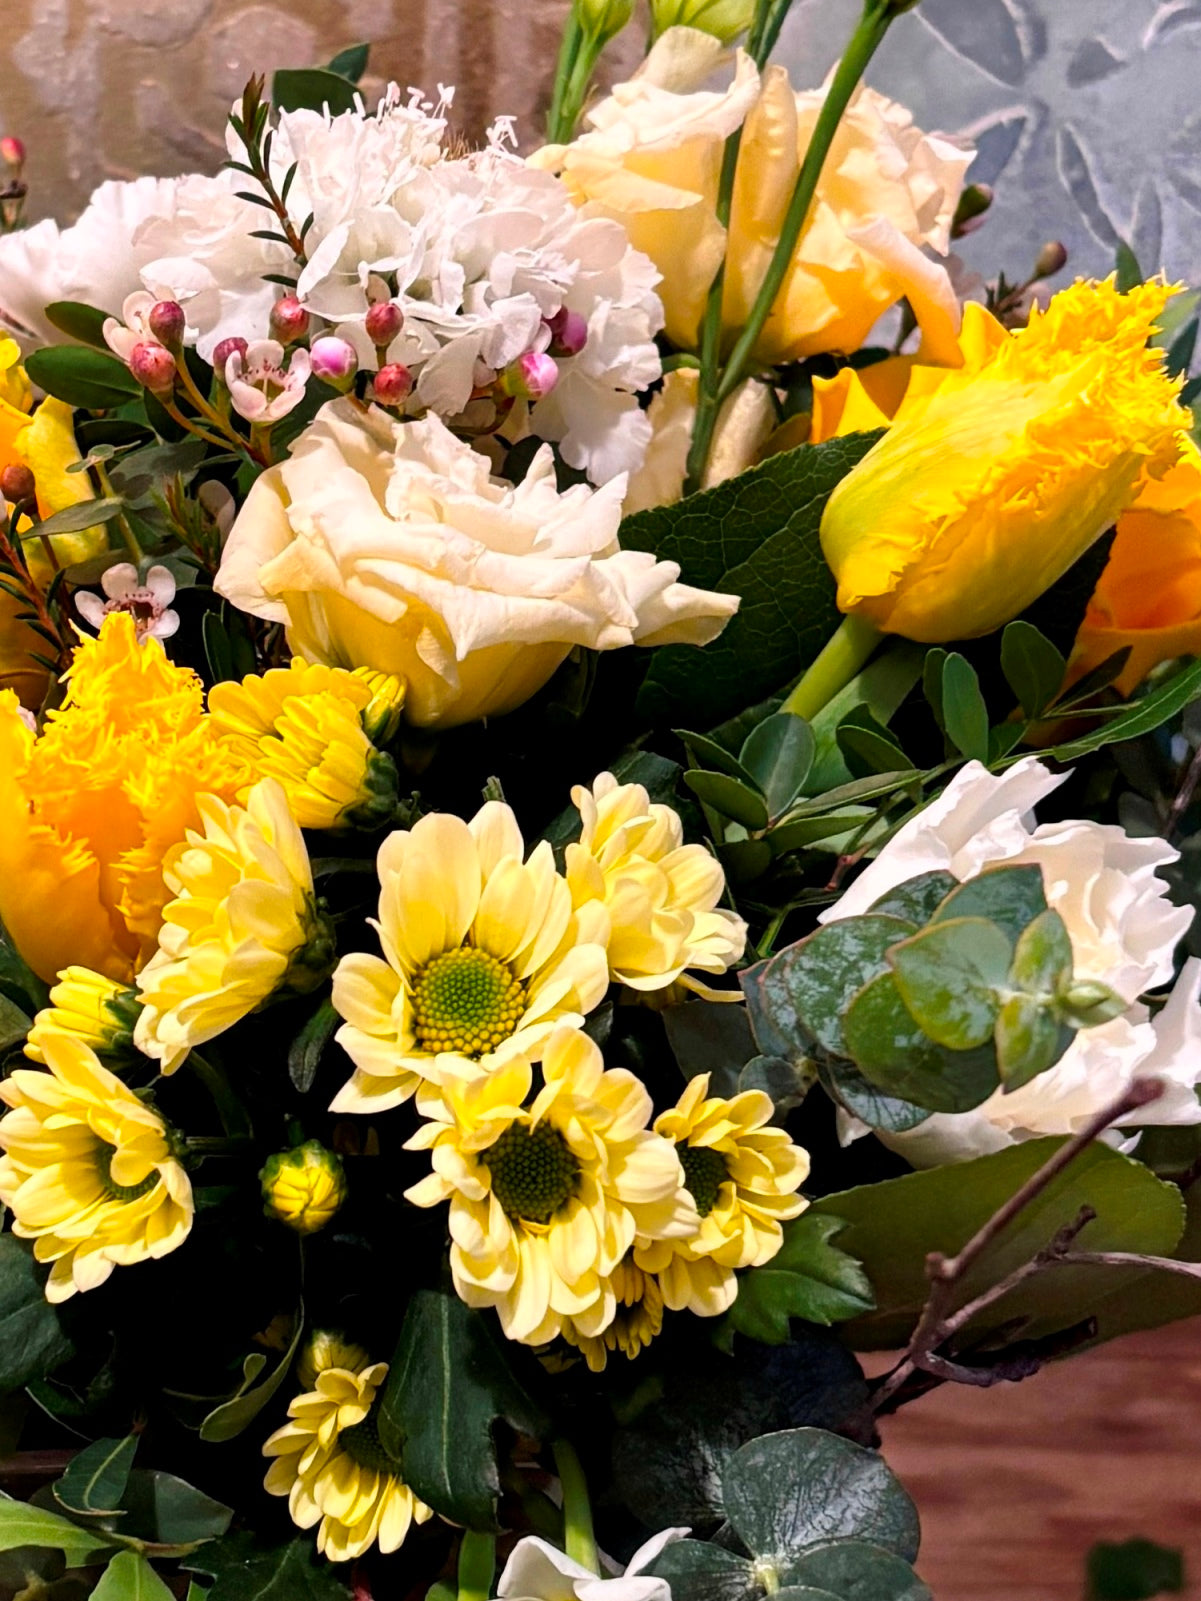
[271,68,361,116]
[721,838,775,883]
[287,999,339,1095]
[941,653,989,762]
[816,1058,931,1134]
[0,1237,75,1395]
[842,972,999,1113]
[868,871,958,926]
[753,915,916,1059]
[739,713,815,818]
[31,497,124,539]
[1115,240,1144,292]
[92,1550,176,1601]
[647,1540,754,1601]
[663,1001,756,1099]
[1166,318,1198,381]
[54,1435,138,1517]
[1086,1538,1184,1599]
[199,1310,304,1442]
[0,993,30,1052]
[922,647,947,730]
[1048,659,1201,759]
[185,1533,352,1600]
[779,770,921,821]
[768,809,874,857]
[1010,908,1072,994]
[804,641,925,794]
[325,42,369,81]
[377,1288,548,1531]
[678,729,761,789]
[25,346,141,410]
[888,917,1011,1050]
[1000,620,1066,719]
[44,300,114,349]
[201,606,258,687]
[783,1541,931,1601]
[684,770,769,830]
[994,994,1071,1089]
[727,1215,875,1342]
[0,1492,111,1563]
[1047,646,1132,712]
[836,707,914,777]
[624,433,883,725]
[928,863,1047,945]
[810,1138,1186,1349]
[113,1471,233,1549]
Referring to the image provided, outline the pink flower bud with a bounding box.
[499,351,559,402]
[148,300,186,352]
[269,294,311,345]
[129,341,177,397]
[372,363,413,407]
[1035,241,1069,280]
[365,301,404,349]
[0,136,25,173]
[0,463,36,505]
[309,335,359,392]
[546,306,587,357]
[211,337,248,383]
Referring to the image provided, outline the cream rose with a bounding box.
[823,758,1201,1165]
[214,399,738,728]
[532,26,973,364]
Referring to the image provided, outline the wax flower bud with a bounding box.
[260,1141,347,1235]
[1035,241,1069,280]
[0,463,36,506]
[309,335,359,392]
[498,351,559,402]
[371,363,413,407]
[546,306,588,357]
[269,294,311,346]
[212,336,248,381]
[148,300,186,353]
[130,342,177,397]
[365,300,404,350]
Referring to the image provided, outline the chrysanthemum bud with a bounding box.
[352,667,407,744]
[309,335,359,392]
[0,462,36,506]
[498,351,559,402]
[365,300,404,350]
[212,336,248,381]
[260,1141,347,1235]
[1035,241,1069,280]
[371,362,413,407]
[0,136,25,173]
[130,341,177,397]
[546,306,588,357]
[269,294,311,346]
[25,966,143,1065]
[148,299,186,353]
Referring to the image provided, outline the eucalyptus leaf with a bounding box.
[1010,909,1073,995]
[929,864,1047,945]
[867,871,958,926]
[888,917,1012,1050]
[842,972,1000,1114]
[816,1058,932,1134]
[757,915,916,1060]
[994,994,1071,1089]
[782,1540,932,1601]
[646,1540,755,1601]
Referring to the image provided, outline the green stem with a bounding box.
[553,1439,600,1576]
[188,1051,255,1139]
[456,1530,496,1601]
[781,614,881,721]
[684,127,745,496]
[748,0,799,66]
[93,461,144,565]
[547,11,586,143]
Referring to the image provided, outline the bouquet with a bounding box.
[0,1,1199,1596]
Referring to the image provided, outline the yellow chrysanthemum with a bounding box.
[561,1256,664,1372]
[298,1330,370,1391]
[263,1355,432,1562]
[260,1141,347,1235]
[0,1032,193,1302]
[24,966,142,1065]
[819,278,1190,642]
[566,772,746,995]
[208,658,404,832]
[405,1026,696,1345]
[134,778,333,1073]
[0,615,251,984]
[634,1074,809,1316]
[329,803,610,1115]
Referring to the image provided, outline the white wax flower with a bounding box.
[225,339,312,423]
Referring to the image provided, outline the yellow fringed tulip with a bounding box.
[818,280,1191,643]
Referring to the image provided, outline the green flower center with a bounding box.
[679,1144,728,1219]
[411,947,527,1058]
[339,1402,399,1476]
[484,1123,580,1225]
[96,1142,158,1204]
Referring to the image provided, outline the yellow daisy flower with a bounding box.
[208,658,404,832]
[404,1026,697,1345]
[634,1074,810,1316]
[566,773,746,994]
[134,778,333,1073]
[329,803,610,1115]
[0,1032,193,1302]
[561,1256,664,1372]
[263,1354,432,1562]
[24,966,142,1064]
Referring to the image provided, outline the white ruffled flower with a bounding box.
[214,398,738,728]
[495,1530,685,1600]
[225,339,312,423]
[823,758,1201,1165]
[75,563,179,643]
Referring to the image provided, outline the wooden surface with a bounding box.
[871,1320,1201,1600]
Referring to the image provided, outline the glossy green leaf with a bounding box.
[767,808,873,856]
[647,1540,754,1601]
[836,706,914,778]
[738,1053,813,1112]
[0,1237,74,1396]
[1011,909,1073,995]
[779,770,921,822]
[32,497,124,539]
[92,1551,175,1601]
[740,713,815,818]
[941,653,989,763]
[185,1533,352,1600]
[842,972,999,1113]
[677,729,762,789]
[113,1471,233,1548]
[0,1493,110,1563]
[684,770,770,830]
[54,1435,138,1517]
[783,1540,931,1601]
[271,68,360,116]
[1001,620,1066,720]
[25,346,141,410]
[868,871,957,926]
[994,994,1071,1089]
[816,1058,931,1134]
[326,42,369,81]
[930,863,1046,945]
[767,915,916,1058]
[810,1138,1186,1349]
[727,1215,874,1342]
[44,300,114,347]
[200,1311,304,1442]
[889,917,1011,1050]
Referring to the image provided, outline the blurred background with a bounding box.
[2,0,1200,1594]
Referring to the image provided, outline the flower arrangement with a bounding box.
[0,3,1199,1598]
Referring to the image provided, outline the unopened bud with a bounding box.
[499,351,559,402]
[372,362,413,407]
[546,306,588,357]
[309,335,359,392]
[1034,241,1069,280]
[0,184,27,230]
[649,0,753,44]
[148,300,186,352]
[951,182,993,240]
[365,300,404,350]
[129,341,177,397]
[269,294,311,346]
[353,667,406,744]
[1057,979,1126,1030]
[0,462,36,506]
[0,136,25,174]
[260,1141,347,1235]
[25,966,143,1065]
[211,337,248,382]
[575,0,635,45]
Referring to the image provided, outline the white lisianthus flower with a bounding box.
[822,758,1201,1165]
[495,1530,686,1599]
[214,399,738,728]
